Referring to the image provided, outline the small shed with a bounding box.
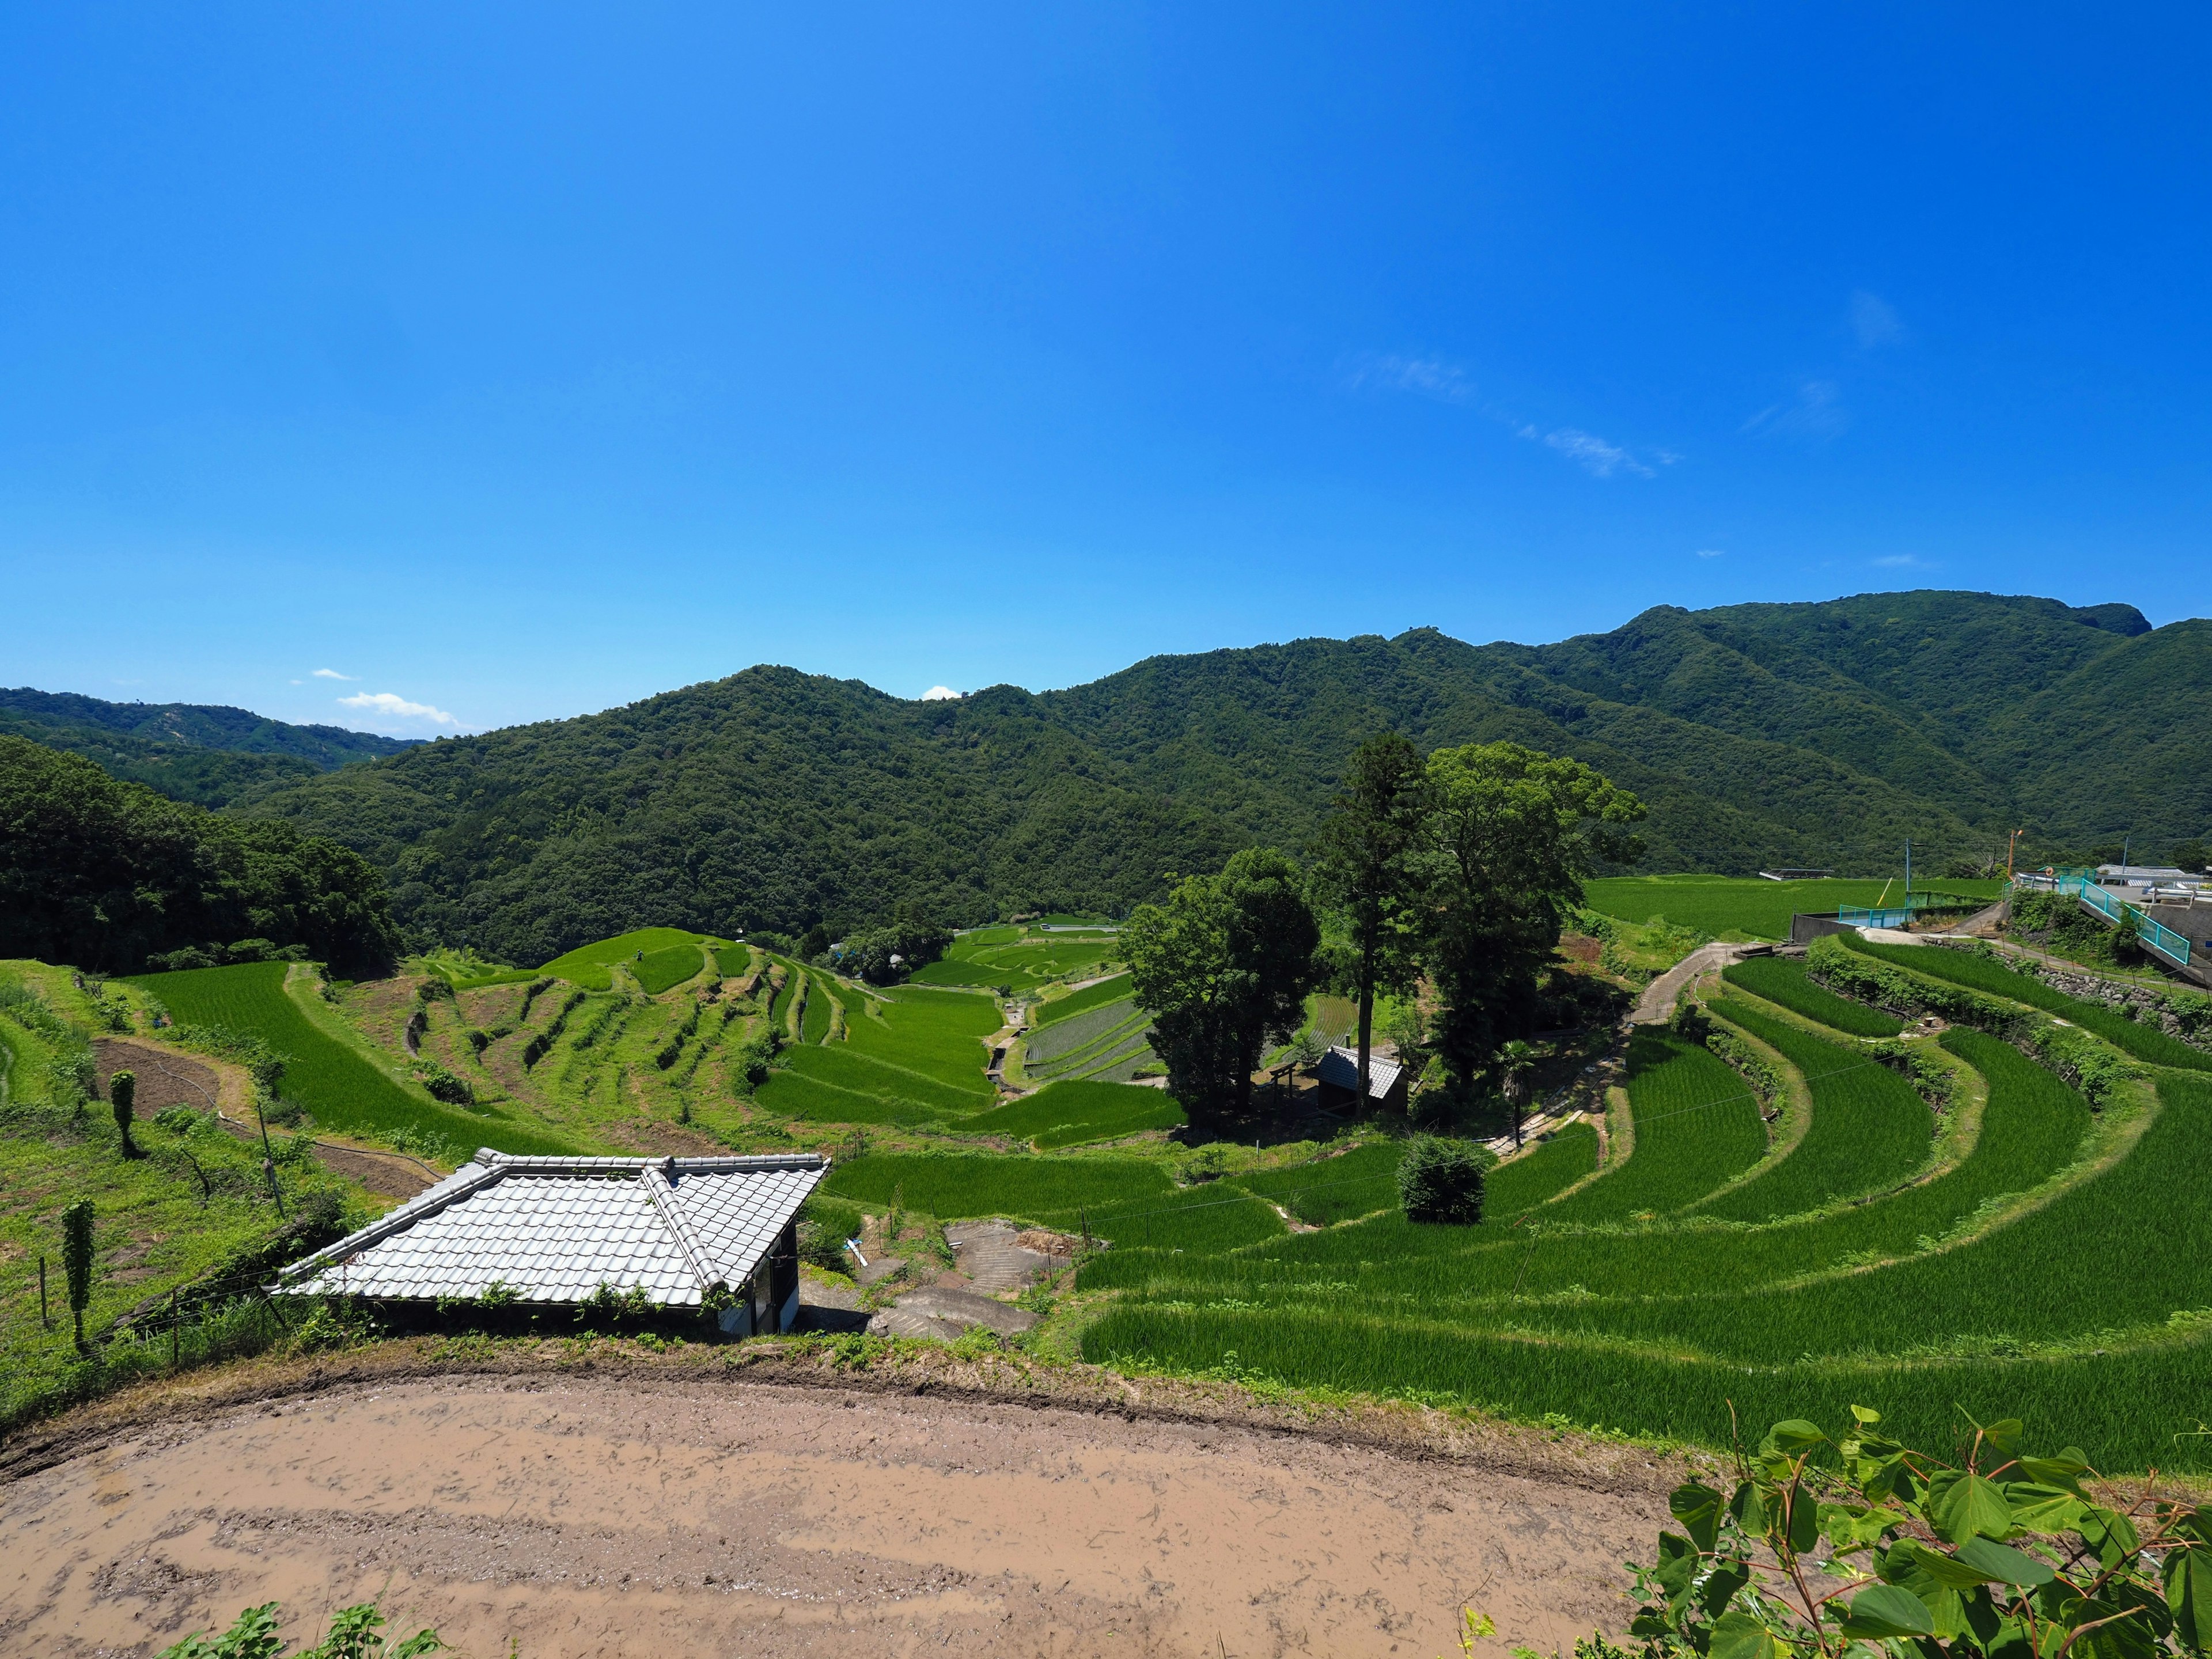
[1315,1046,1407,1113]
[274,1149,826,1336]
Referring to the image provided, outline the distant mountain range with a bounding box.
[0,687,419,807]
[9,590,2205,962]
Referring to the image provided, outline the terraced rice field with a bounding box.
[1721,956,1903,1037]
[1693,997,1932,1221]
[537,928,722,992]
[1051,941,2212,1470]
[1839,936,2212,1071]
[960,1080,1185,1148]
[126,963,574,1155]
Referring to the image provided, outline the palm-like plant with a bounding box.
[1496,1039,1540,1148]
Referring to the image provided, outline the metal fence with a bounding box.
[2017,873,2194,969]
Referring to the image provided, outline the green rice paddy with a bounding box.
[1582,875,2002,941]
[1721,956,1903,1037]
[1693,997,1932,1221]
[634,942,707,995]
[539,927,722,992]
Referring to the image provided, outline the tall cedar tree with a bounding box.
[1123,847,1320,1119]
[60,1198,94,1351]
[1309,732,1432,1107]
[1423,742,1644,1090]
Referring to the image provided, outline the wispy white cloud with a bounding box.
[1695,548,1725,559]
[289,678,304,685]
[920,685,961,702]
[338,691,460,726]
[1850,290,1904,349]
[1343,353,1474,403]
[312,667,358,680]
[1536,426,1655,479]
[1743,380,1847,440]
[1872,554,1922,568]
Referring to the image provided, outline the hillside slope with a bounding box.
[0,688,419,808]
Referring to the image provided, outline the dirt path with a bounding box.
[0,1372,1665,1658]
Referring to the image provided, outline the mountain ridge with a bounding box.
[7,589,2200,961]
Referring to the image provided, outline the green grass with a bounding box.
[1584,876,2003,942]
[538,928,719,992]
[960,1080,1185,1148]
[712,943,752,978]
[1839,937,2212,1071]
[917,934,1117,989]
[1543,1029,1769,1222]
[1721,957,1903,1037]
[634,943,706,996]
[1486,1120,1602,1215]
[842,986,998,1099]
[1034,973,1134,1027]
[126,963,574,1156]
[1693,998,1933,1222]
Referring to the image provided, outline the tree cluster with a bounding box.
[0,736,403,977]
[1120,736,1643,1123]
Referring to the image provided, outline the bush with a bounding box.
[798,1195,866,1272]
[1397,1135,1485,1224]
[412,1062,474,1106]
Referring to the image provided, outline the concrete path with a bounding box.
[1630,941,1764,1025]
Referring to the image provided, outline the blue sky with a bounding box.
[4,5,2209,735]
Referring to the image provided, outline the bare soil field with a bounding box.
[0,1357,1675,1658]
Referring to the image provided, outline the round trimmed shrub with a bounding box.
[1398,1135,1486,1225]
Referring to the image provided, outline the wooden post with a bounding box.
[170,1288,179,1369]
[39,1257,48,1330]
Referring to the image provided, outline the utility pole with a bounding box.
[1904,839,1912,902]
[2006,828,2024,882]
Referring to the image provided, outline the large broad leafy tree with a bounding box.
[1423,741,1643,1090]
[1309,732,1433,1108]
[1123,847,1320,1119]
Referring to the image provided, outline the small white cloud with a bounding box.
[1344,353,1473,404]
[1744,380,1847,440]
[313,668,358,680]
[1872,554,1921,568]
[338,691,460,726]
[1540,427,1655,479]
[1695,548,1725,559]
[920,685,961,702]
[1850,290,1904,349]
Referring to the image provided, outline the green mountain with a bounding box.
[12,589,2202,965]
[0,688,419,809]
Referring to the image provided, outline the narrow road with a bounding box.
[1630,941,1762,1025]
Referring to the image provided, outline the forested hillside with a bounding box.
[0,687,418,809]
[10,589,2203,964]
[0,737,402,975]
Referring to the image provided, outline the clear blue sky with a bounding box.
[5,6,2208,735]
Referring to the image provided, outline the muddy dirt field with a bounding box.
[0,1372,1668,1658]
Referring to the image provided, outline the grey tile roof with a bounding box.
[1317,1045,1403,1100]
[275,1150,827,1307]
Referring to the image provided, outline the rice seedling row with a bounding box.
[1691,997,1932,1222]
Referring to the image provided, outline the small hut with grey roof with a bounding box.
[275,1149,826,1335]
